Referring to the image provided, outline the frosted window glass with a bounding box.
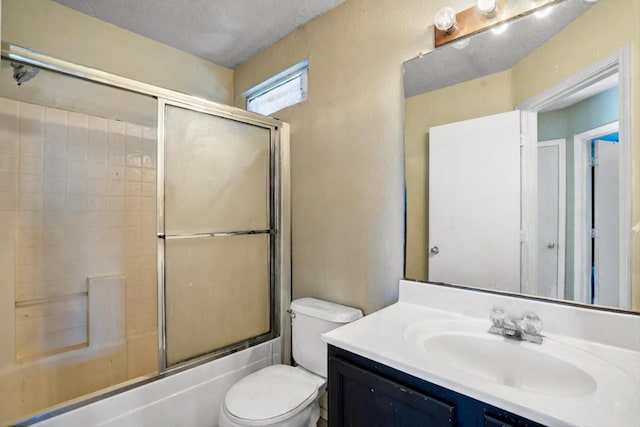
[165,234,270,366]
[247,72,306,116]
[164,106,270,235]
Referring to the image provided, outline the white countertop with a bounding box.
[322,281,640,427]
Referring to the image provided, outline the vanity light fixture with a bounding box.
[434,7,458,34]
[434,0,561,48]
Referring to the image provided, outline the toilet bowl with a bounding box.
[218,298,362,427]
[218,365,324,427]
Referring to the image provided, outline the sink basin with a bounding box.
[404,319,609,397]
[423,333,597,396]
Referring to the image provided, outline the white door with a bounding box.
[428,111,521,292]
[537,140,566,299]
[594,139,620,307]
[572,122,621,306]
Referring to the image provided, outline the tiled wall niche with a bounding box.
[0,96,158,424]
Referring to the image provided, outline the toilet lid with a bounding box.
[225,365,318,423]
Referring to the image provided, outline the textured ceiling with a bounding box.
[53,0,345,69]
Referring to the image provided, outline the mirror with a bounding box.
[403,0,638,312]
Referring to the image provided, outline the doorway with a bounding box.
[519,45,632,309]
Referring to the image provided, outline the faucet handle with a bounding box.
[490,307,506,327]
[521,312,542,335]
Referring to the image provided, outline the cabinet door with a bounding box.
[329,357,455,426]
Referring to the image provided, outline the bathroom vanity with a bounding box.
[322,280,640,426]
[328,345,544,426]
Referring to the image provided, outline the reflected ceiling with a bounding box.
[403,0,596,98]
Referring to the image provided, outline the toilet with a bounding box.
[218,297,363,427]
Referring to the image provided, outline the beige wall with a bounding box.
[403,0,640,310]
[235,0,474,314]
[2,0,233,104]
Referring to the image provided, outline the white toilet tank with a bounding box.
[290,298,362,378]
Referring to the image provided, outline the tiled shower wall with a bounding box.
[0,96,158,422]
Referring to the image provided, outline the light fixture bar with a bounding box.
[435,0,561,47]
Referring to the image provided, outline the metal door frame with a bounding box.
[157,98,285,371]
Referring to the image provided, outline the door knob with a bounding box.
[546,243,556,249]
[430,246,440,255]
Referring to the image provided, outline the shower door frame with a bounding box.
[157,98,287,371]
[2,41,291,419]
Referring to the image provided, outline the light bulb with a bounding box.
[434,7,457,33]
[477,0,497,15]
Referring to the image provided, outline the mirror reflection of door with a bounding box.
[428,111,521,293]
[537,140,566,299]
[572,125,621,307]
[593,133,620,307]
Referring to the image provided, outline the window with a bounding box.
[246,61,308,116]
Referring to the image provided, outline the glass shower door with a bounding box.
[160,102,275,368]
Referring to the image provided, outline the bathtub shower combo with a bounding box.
[0,44,290,425]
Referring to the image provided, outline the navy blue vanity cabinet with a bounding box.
[328,345,547,427]
[328,355,455,426]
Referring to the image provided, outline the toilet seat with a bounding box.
[223,365,319,426]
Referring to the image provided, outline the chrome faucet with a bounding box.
[488,308,543,344]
